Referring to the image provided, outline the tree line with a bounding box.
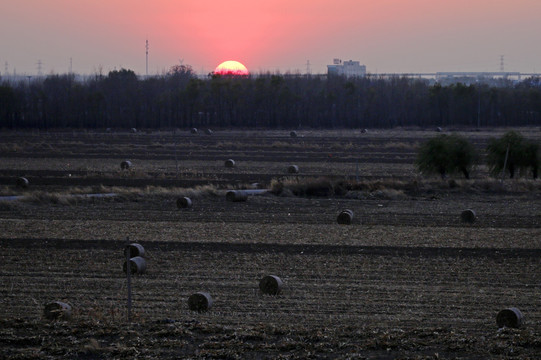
[1,65,541,130]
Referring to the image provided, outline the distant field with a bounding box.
[0,128,540,359]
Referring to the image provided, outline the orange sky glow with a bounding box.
[1,0,541,75]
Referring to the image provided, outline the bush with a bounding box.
[416,134,477,179]
[486,131,540,179]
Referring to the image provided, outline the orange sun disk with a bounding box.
[214,60,249,76]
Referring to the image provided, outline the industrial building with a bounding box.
[327,59,366,77]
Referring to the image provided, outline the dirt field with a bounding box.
[0,128,540,359]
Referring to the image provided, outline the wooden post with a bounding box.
[500,144,510,183]
[125,236,132,323]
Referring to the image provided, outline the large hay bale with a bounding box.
[123,256,147,275]
[124,243,145,258]
[361,128,368,134]
[287,165,299,174]
[130,128,137,133]
[461,209,476,223]
[16,177,29,189]
[224,159,236,168]
[190,128,198,134]
[337,209,354,225]
[290,131,298,138]
[205,128,213,135]
[259,275,283,295]
[436,127,443,132]
[188,292,213,312]
[226,190,248,202]
[44,301,72,320]
[497,307,523,328]
[176,196,193,209]
[120,160,132,170]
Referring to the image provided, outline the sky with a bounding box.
[1,0,541,76]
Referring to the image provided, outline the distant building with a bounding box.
[327,59,366,77]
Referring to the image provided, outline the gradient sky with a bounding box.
[2,0,540,76]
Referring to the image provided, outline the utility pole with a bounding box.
[305,60,311,75]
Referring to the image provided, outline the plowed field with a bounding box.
[1,129,540,359]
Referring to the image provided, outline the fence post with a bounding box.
[125,236,132,323]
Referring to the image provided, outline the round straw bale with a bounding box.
[16,177,29,189]
[177,196,193,209]
[190,127,198,134]
[123,256,147,275]
[287,165,299,174]
[106,128,112,133]
[44,301,72,320]
[120,160,132,170]
[290,131,297,138]
[436,127,443,132]
[361,128,368,134]
[461,209,476,223]
[259,275,283,295]
[205,128,213,135]
[124,243,145,258]
[337,209,354,225]
[497,307,523,328]
[130,128,137,133]
[225,159,235,168]
[188,292,213,312]
[226,190,248,202]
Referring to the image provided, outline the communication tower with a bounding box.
[145,39,149,76]
[500,55,505,72]
[305,60,311,74]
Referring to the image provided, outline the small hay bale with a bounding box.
[361,128,368,134]
[337,209,354,225]
[16,177,29,189]
[176,196,193,209]
[124,243,145,258]
[226,190,248,202]
[120,160,132,170]
[259,275,283,295]
[436,127,443,132]
[123,256,147,275]
[188,292,213,312]
[290,131,297,138]
[287,165,299,174]
[190,128,198,134]
[44,301,72,320]
[205,128,213,135]
[497,307,523,328]
[461,209,476,223]
[224,159,235,168]
[130,128,137,133]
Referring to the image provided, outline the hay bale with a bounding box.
[337,209,354,225]
[224,159,235,168]
[497,307,523,328]
[436,127,443,132]
[290,131,297,138]
[44,301,72,320]
[124,243,145,258]
[176,196,193,209]
[190,128,198,134]
[461,209,476,223]
[287,165,299,174]
[226,190,248,202]
[259,275,283,295]
[120,160,132,170]
[205,128,213,135]
[16,177,29,189]
[188,292,213,312]
[130,128,137,133]
[106,128,112,133]
[361,128,368,134]
[123,256,147,275]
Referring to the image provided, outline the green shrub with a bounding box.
[416,134,478,179]
[486,131,540,179]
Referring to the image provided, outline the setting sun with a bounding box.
[214,60,249,76]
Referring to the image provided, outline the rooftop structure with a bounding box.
[327,59,366,77]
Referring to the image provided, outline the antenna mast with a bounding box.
[145,39,149,76]
[500,55,505,72]
[36,59,43,76]
[305,60,311,75]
